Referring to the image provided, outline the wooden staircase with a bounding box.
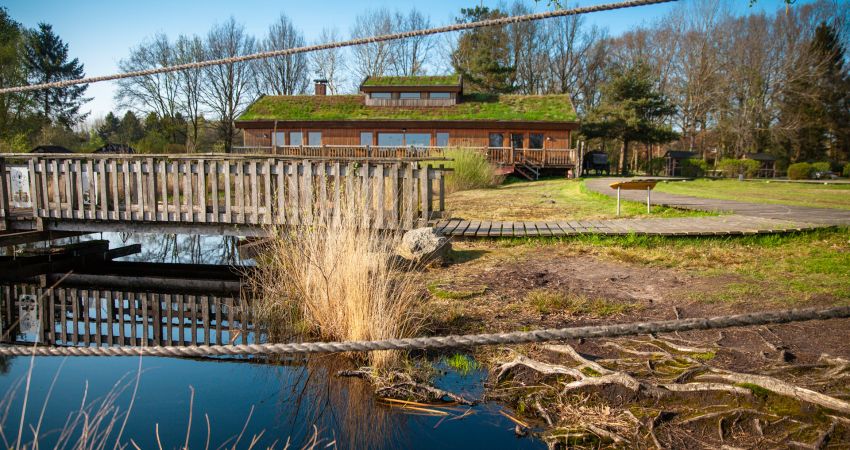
[514,161,541,180]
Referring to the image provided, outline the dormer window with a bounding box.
[370,92,391,99]
[399,92,421,100]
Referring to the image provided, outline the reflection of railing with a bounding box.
[2,283,255,347]
[232,145,578,168]
[0,154,446,231]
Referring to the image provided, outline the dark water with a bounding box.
[0,233,544,449]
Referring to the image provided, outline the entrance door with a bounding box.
[511,133,524,149]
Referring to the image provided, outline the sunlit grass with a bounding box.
[654,179,850,210]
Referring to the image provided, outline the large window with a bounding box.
[289,131,302,146]
[307,131,322,146]
[370,92,391,99]
[511,133,524,149]
[377,133,404,146]
[399,92,421,99]
[436,132,449,147]
[274,131,285,147]
[360,132,373,146]
[430,92,451,99]
[488,133,504,148]
[406,133,431,147]
[529,133,544,149]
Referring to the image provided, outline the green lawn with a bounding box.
[654,179,850,210]
[445,178,711,221]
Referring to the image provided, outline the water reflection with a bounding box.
[0,233,544,449]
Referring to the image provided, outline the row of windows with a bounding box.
[272,131,547,148]
[369,92,452,100]
[489,132,545,149]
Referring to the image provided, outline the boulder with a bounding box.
[397,227,451,266]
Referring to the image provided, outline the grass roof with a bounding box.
[361,75,460,87]
[238,94,577,122]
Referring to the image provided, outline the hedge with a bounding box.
[787,162,813,180]
[717,158,760,178]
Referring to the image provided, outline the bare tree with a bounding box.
[310,27,346,94]
[508,1,548,94]
[391,9,434,76]
[202,17,256,152]
[174,34,205,152]
[349,8,396,84]
[256,14,309,95]
[115,33,179,120]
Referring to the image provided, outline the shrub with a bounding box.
[678,158,708,177]
[811,162,831,174]
[645,157,666,176]
[442,148,503,193]
[250,200,424,369]
[843,163,850,178]
[717,158,760,178]
[787,162,814,180]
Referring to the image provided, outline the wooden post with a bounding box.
[647,186,651,213]
[616,186,621,216]
[0,157,9,231]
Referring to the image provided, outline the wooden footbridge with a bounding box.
[0,153,447,239]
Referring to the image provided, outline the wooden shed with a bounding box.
[664,150,698,177]
[742,153,777,178]
[31,145,74,154]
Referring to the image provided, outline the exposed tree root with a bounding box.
[338,368,476,405]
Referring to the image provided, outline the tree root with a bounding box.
[338,368,476,405]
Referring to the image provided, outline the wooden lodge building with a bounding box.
[235,75,580,178]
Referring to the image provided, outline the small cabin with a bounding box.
[582,151,610,175]
[742,153,777,178]
[664,150,698,177]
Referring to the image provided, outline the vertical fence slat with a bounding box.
[98,159,108,220]
[159,160,168,221]
[197,160,206,223]
[263,159,272,225]
[171,161,180,222]
[109,160,119,220]
[50,160,60,218]
[223,161,232,223]
[122,160,131,221]
[146,157,156,221]
[235,160,244,224]
[210,160,219,223]
[250,160,259,224]
[62,159,72,218]
[183,161,193,223]
[276,160,285,225]
[134,160,144,221]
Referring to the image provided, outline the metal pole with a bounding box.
[647,187,651,213]
[617,186,621,216]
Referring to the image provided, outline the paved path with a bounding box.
[584,178,850,226]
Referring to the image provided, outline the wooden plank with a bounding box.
[98,159,108,220]
[171,161,180,222]
[158,160,167,221]
[109,160,119,220]
[389,164,399,229]
[197,159,206,224]
[81,289,91,345]
[58,288,68,344]
[214,296,222,344]
[202,296,211,346]
[62,159,73,218]
[50,159,60,218]
[105,291,114,346]
[117,290,126,346]
[375,164,384,229]
[210,160,219,223]
[404,164,414,229]
[248,159,260,224]
[276,160,285,225]
[361,164,370,227]
[226,296,235,344]
[263,159,272,225]
[183,160,193,223]
[463,221,480,237]
[223,161,232,223]
[85,160,95,219]
[420,164,430,226]
[189,294,197,345]
[93,290,102,346]
[332,162,342,225]
[121,160,131,221]
[288,162,299,225]
[302,160,313,224]
[70,288,79,346]
[178,294,185,345]
[235,160,244,223]
[146,157,156,221]
[129,291,138,346]
[317,161,327,222]
[134,160,144,221]
[165,293,174,345]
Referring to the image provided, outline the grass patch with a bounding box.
[442,148,503,193]
[526,289,629,317]
[445,178,711,221]
[654,179,850,210]
[443,353,480,376]
[427,283,487,300]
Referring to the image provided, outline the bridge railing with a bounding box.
[1,154,446,230]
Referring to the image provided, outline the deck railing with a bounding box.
[232,145,578,168]
[0,154,446,231]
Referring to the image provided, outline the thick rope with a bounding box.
[0,0,677,95]
[2,305,847,357]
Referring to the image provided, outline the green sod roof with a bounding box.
[361,75,461,87]
[238,94,577,122]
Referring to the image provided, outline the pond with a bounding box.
[0,233,544,449]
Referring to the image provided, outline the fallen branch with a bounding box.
[699,370,850,414]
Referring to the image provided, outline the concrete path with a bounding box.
[584,178,850,226]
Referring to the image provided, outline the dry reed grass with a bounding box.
[249,196,425,369]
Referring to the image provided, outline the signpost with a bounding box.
[609,180,659,216]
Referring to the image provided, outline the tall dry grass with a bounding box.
[442,148,504,193]
[249,198,425,370]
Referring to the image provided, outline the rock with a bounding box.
[397,227,451,266]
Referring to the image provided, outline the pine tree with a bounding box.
[450,7,515,94]
[581,62,679,174]
[118,111,144,143]
[24,23,89,126]
[97,112,120,142]
[0,7,31,138]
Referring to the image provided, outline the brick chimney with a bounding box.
[314,79,328,96]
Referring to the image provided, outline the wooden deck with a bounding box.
[232,145,578,169]
[435,215,822,237]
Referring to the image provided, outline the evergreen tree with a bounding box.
[97,112,120,142]
[0,7,32,138]
[118,111,144,143]
[581,62,679,174]
[450,7,515,93]
[24,23,89,126]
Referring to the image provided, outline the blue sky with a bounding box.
[3,0,812,121]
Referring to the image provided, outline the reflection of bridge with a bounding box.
[1,261,256,347]
[0,154,446,237]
